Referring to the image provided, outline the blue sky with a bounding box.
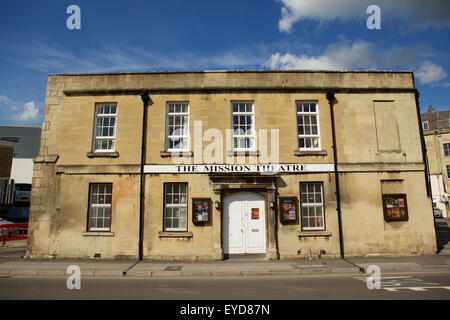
[0,0,449,126]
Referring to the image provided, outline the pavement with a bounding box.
[0,240,449,278]
[0,218,448,278]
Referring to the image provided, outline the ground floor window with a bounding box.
[88,183,112,231]
[300,182,325,230]
[164,183,188,231]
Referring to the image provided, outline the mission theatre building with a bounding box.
[26,70,437,260]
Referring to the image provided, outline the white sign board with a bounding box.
[144,164,334,174]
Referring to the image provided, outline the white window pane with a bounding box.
[312,138,319,148]
[179,217,187,229]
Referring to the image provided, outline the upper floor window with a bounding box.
[444,143,450,157]
[422,121,429,130]
[166,102,189,152]
[231,101,255,151]
[296,101,320,151]
[93,103,117,152]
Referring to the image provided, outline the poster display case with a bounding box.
[192,198,211,224]
[382,194,409,222]
[279,197,298,223]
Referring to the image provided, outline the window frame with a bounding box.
[230,101,256,152]
[295,101,321,151]
[422,121,429,130]
[382,194,409,222]
[163,182,189,232]
[87,183,113,232]
[299,182,326,231]
[444,143,450,157]
[446,166,450,179]
[165,102,190,152]
[92,103,117,153]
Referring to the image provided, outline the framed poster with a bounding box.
[192,198,211,224]
[279,197,298,224]
[251,208,260,220]
[382,194,409,222]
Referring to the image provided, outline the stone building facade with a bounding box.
[26,70,437,260]
[421,106,450,218]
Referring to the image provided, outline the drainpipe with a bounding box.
[139,92,150,261]
[326,90,345,258]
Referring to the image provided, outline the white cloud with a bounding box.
[11,101,39,122]
[278,0,365,32]
[0,95,10,104]
[415,61,448,84]
[266,38,447,85]
[277,0,450,32]
[267,39,377,70]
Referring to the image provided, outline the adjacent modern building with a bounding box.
[26,70,437,260]
[0,139,14,204]
[0,125,41,184]
[421,106,450,218]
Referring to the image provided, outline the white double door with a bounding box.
[223,192,266,254]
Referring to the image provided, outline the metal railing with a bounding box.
[0,223,28,244]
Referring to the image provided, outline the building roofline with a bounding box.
[0,124,42,129]
[49,69,414,77]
